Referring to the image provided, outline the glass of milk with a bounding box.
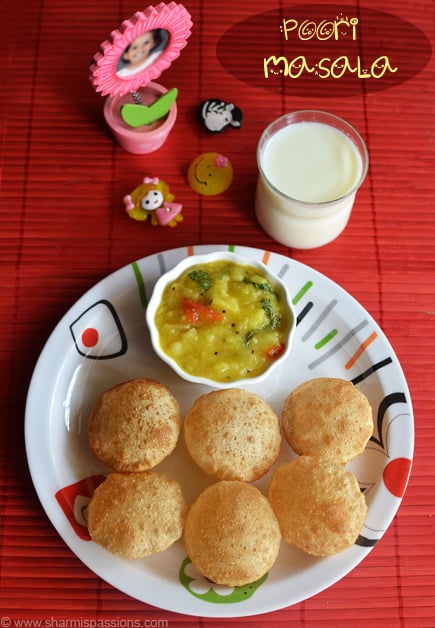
[255,110,368,249]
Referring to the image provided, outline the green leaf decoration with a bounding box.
[121,88,178,128]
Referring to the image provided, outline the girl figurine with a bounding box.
[123,177,183,226]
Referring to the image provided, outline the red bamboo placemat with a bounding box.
[1,0,434,625]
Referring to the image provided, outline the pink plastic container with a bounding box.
[104,82,177,154]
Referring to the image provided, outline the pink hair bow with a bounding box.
[123,194,135,211]
[143,176,160,185]
[214,155,228,168]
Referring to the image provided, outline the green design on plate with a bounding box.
[179,557,268,604]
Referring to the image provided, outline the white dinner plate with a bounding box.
[25,244,414,617]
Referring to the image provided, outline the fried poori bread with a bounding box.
[88,378,181,472]
[282,377,373,463]
[183,480,281,586]
[268,456,367,556]
[183,388,281,482]
[87,471,186,559]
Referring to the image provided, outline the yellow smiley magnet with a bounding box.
[187,152,233,196]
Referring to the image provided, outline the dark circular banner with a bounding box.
[217,5,432,97]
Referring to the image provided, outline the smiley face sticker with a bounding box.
[187,152,233,196]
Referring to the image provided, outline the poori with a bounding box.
[87,471,186,559]
[282,377,373,463]
[268,456,367,556]
[183,480,281,586]
[184,388,281,481]
[88,378,181,472]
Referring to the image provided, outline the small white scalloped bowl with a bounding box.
[145,251,296,388]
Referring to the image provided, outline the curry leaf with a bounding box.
[245,298,282,346]
[242,277,274,292]
[188,269,211,292]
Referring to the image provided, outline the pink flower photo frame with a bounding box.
[90,2,193,98]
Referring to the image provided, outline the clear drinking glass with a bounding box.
[255,110,369,249]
